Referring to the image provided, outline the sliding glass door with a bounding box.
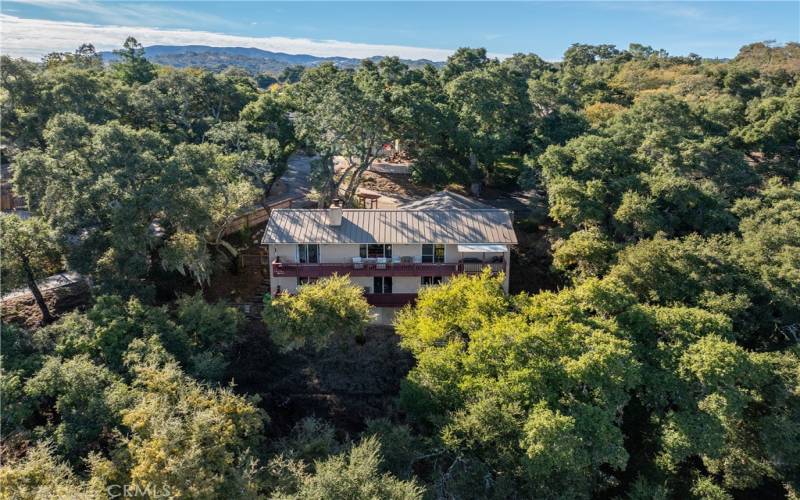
[298,244,319,263]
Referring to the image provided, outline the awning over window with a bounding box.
[457,244,508,253]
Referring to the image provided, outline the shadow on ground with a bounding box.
[226,322,414,437]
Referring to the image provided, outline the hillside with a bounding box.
[100,44,444,75]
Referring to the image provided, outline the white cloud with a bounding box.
[0,14,459,61]
[3,0,234,29]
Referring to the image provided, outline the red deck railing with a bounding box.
[268,291,418,308]
[271,259,505,278]
[271,260,461,278]
[459,261,505,274]
[364,293,418,307]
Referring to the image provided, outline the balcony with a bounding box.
[271,257,506,279]
[459,260,505,274]
[271,260,461,278]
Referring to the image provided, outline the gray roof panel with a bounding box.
[262,209,518,245]
[399,191,493,210]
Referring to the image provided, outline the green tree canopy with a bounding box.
[289,62,392,206]
[0,215,64,323]
[269,436,424,499]
[396,273,641,498]
[112,37,155,85]
[24,355,130,460]
[396,271,800,497]
[263,274,371,352]
[12,113,258,291]
[113,341,266,499]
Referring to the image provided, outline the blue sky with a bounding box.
[2,1,798,60]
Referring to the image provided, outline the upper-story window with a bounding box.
[360,244,392,258]
[298,244,319,263]
[422,244,445,263]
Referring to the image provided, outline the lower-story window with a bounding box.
[373,276,393,294]
[298,276,318,286]
[421,276,443,286]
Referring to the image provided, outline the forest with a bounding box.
[1,37,799,499]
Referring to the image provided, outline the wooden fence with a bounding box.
[239,253,269,269]
[221,198,297,237]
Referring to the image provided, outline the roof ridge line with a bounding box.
[271,208,509,212]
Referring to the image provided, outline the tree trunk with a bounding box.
[21,256,54,325]
[321,155,337,208]
[342,170,365,206]
[213,240,240,274]
[341,151,376,206]
[469,152,482,196]
[262,158,289,200]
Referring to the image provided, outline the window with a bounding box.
[421,276,443,286]
[298,244,319,263]
[297,277,318,286]
[421,244,445,263]
[373,276,393,294]
[361,244,392,258]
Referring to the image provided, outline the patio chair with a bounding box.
[376,257,387,269]
[352,256,364,269]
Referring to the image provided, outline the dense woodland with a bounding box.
[1,37,799,498]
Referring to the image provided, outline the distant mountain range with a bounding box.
[100,45,444,75]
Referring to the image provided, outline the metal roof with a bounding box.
[457,244,508,253]
[400,190,492,210]
[262,209,518,245]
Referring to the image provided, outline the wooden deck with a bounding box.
[271,260,505,278]
[271,261,461,278]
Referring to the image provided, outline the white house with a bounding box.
[261,193,518,318]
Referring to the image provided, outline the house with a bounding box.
[261,194,517,318]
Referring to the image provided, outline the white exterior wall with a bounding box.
[321,243,420,262]
[269,244,297,295]
[273,244,297,262]
[349,276,374,292]
[444,244,460,264]
[392,244,419,259]
[271,276,298,295]
[392,276,421,293]
[504,253,511,291]
[320,244,360,263]
[346,276,418,294]
[267,242,511,295]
